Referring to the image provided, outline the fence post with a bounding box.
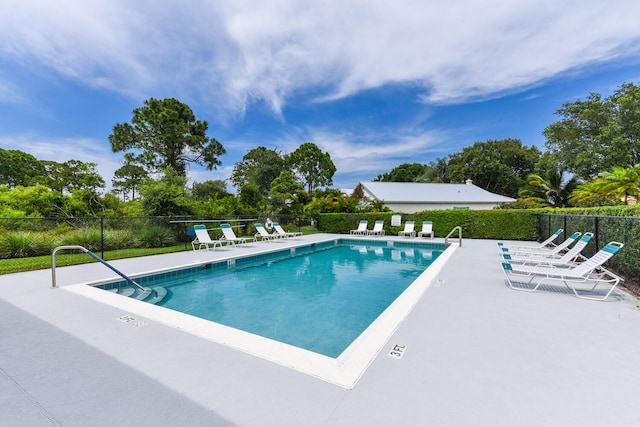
[594,216,599,250]
[100,217,104,259]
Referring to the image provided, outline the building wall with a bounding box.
[382,202,501,213]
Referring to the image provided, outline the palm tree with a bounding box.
[519,168,578,207]
[569,180,610,206]
[569,164,640,205]
[596,165,640,204]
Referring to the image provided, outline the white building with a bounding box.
[359,180,515,213]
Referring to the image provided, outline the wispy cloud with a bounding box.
[1,0,639,118]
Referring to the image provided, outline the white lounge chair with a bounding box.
[273,222,302,239]
[497,229,563,253]
[398,221,415,238]
[254,223,279,241]
[499,231,580,257]
[367,220,385,236]
[502,233,593,266]
[418,221,434,239]
[351,220,368,235]
[191,225,222,251]
[502,241,624,301]
[220,223,254,246]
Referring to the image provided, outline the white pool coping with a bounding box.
[64,239,457,389]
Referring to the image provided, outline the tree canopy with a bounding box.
[285,142,336,193]
[112,160,148,200]
[375,163,427,182]
[109,98,225,176]
[544,82,640,180]
[230,146,285,192]
[0,148,45,187]
[447,138,540,198]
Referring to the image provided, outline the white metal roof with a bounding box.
[360,181,515,203]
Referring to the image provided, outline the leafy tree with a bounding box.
[238,183,264,214]
[285,142,336,193]
[230,146,285,192]
[139,168,194,216]
[544,82,640,179]
[447,138,540,198]
[112,154,148,200]
[192,194,239,216]
[269,170,306,214]
[0,148,45,187]
[614,83,640,162]
[304,193,357,213]
[192,180,230,200]
[40,160,105,194]
[64,160,105,193]
[418,157,450,183]
[109,98,225,176]
[375,163,426,182]
[0,184,67,217]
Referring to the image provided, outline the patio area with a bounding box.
[1,235,639,426]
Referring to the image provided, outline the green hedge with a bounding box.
[318,209,538,240]
[540,213,640,281]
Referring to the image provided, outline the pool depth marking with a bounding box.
[388,344,407,359]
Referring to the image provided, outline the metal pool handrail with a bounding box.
[51,245,152,297]
[444,226,462,247]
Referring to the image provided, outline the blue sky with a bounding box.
[1,0,640,192]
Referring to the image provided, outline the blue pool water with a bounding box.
[113,241,443,358]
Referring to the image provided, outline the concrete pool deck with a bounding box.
[1,234,640,426]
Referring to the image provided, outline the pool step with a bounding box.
[142,286,168,305]
[109,287,135,297]
[117,286,168,305]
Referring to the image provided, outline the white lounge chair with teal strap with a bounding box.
[502,241,624,301]
[502,232,593,267]
[500,231,580,257]
[497,228,563,253]
[367,220,385,236]
[191,225,223,251]
[351,220,368,235]
[220,223,254,246]
[254,223,279,241]
[398,221,415,238]
[417,221,434,239]
[273,222,302,239]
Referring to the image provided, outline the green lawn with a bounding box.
[0,245,191,275]
[0,225,321,275]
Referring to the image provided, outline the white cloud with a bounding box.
[1,0,639,118]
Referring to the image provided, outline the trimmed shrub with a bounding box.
[319,209,538,240]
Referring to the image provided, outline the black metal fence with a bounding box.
[538,213,640,280]
[0,214,319,260]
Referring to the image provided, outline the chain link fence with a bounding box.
[0,214,319,260]
[538,213,640,285]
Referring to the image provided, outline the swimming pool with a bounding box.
[136,242,440,357]
[67,235,457,388]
